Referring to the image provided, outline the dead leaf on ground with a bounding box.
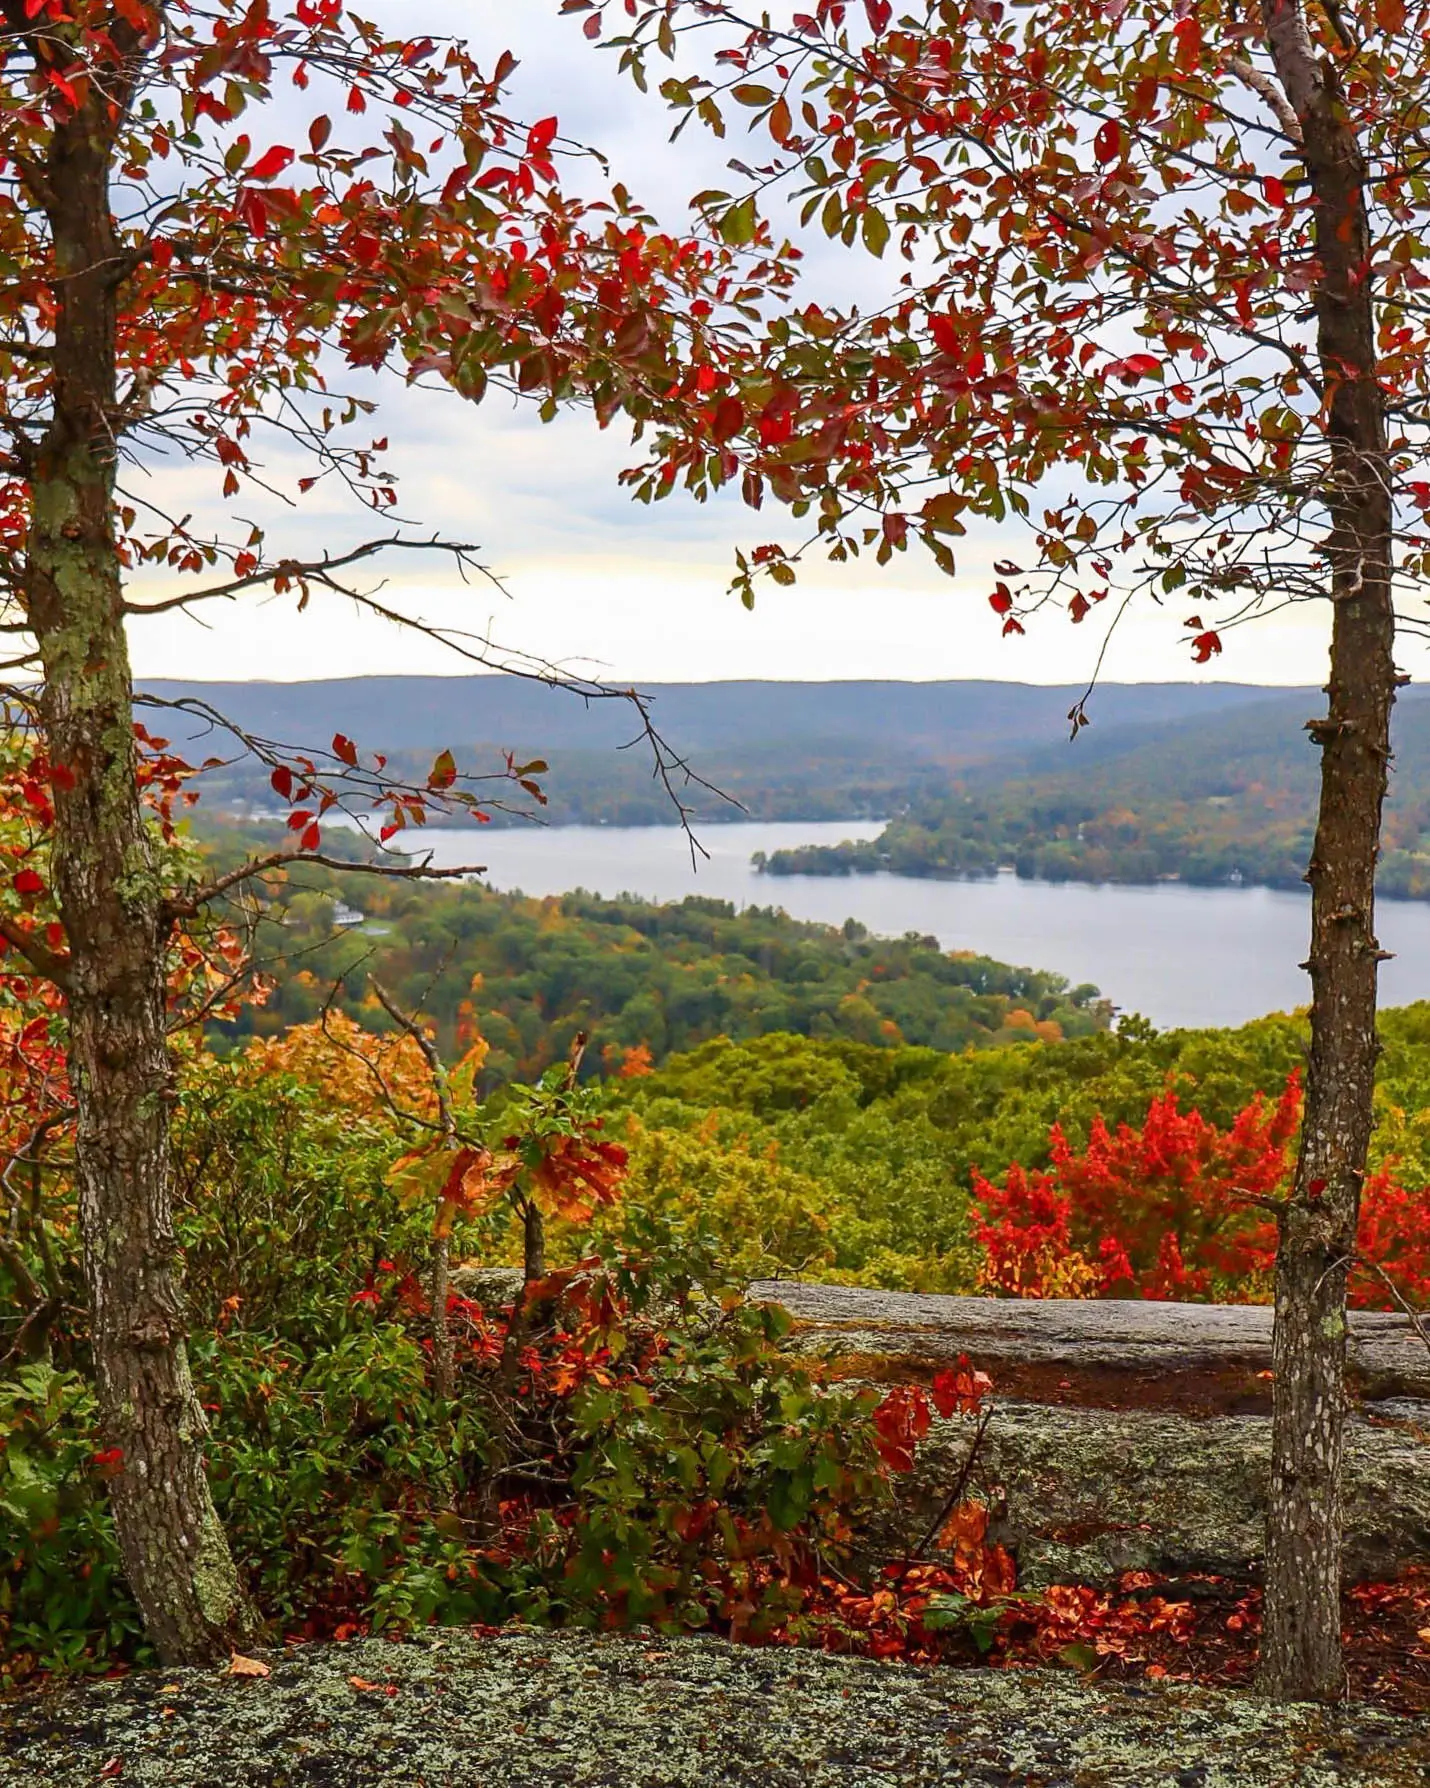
[227,1653,271,1679]
[348,1675,398,1696]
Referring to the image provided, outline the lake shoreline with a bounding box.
[357,820,1430,1030]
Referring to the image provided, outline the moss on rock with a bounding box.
[3,1629,1426,1786]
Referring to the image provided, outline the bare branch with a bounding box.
[369,977,455,1137]
[122,536,487,617]
[1354,1253,1430,1362]
[163,849,487,921]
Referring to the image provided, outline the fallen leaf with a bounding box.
[227,1653,271,1679]
[348,1676,398,1696]
[99,1762,123,1781]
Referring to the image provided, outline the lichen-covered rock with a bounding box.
[891,1403,1430,1587]
[449,1265,523,1310]
[2,1629,1425,1786]
[749,1281,1430,1406]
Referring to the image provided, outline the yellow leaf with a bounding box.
[227,1653,271,1678]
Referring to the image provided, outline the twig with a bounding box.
[908,1402,995,1562]
[369,976,457,1405]
[1354,1253,1430,1363]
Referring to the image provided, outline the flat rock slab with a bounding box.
[3,1631,1427,1787]
[750,1282,1430,1412]
[897,1404,1430,1587]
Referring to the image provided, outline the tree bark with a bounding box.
[1259,1,1395,1701]
[523,1199,547,1285]
[23,108,252,1665]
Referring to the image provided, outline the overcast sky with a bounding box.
[125,2,1374,690]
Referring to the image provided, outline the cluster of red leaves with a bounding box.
[755,1556,1430,1713]
[309,1263,1430,1712]
[870,1360,991,1472]
[526,1131,629,1225]
[972,1076,1430,1308]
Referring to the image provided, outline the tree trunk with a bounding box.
[523,1199,547,1285]
[1259,1,1395,1701]
[24,118,251,1666]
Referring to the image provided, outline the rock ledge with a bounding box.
[3,1630,1427,1787]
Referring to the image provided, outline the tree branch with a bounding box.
[122,537,486,617]
[0,909,70,987]
[369,976,456,1138]
[163,849,488,921]
[1226,55,1304,144]
[1354,1253,1430,1363]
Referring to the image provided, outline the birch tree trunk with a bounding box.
[1259,0,1395,1700]
[23,98,251,1668]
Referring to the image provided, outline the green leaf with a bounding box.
[861,207,891,258]
[921,1590,973,1631]
[719,196,758,246]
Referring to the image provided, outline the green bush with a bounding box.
[1,1055,911,1672]
[0,1365,144,1673]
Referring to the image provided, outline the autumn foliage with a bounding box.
[971,1075,1430,1308]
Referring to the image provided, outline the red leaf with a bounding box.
[988,589,1013,615]
[527,116,558,156]
[12,868,44,896]
[1105,353,1161,384]
[347,83,366,113]
[1191,629,1222,663]
[428,748,457,790]
[931,1358,993,1418]
[287,808,314,831]
[248,145,294,182]
[332,732,358,767]
[300,822,321,853]
[1093,120,1121,165]
[712,395,745,442]
[1263,175,1287,208]
[864,0,891,30]
[270,765,294,801]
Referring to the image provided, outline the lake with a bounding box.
[385,819,1430,1030]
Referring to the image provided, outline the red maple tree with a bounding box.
[972,1075,1430,1308]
